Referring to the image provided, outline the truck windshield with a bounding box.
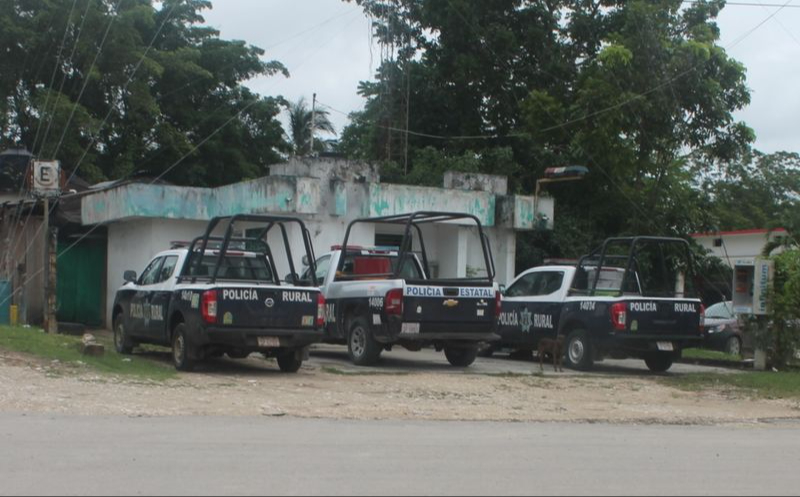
[188,255,275,282]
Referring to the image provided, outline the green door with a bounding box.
[57,239,105,326]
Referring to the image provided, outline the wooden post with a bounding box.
[42,198,57,334]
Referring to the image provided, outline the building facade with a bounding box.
[2,159,555,328]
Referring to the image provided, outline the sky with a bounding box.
[201,0,800,154]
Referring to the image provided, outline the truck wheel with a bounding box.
[347,317,382,366]
[645,353,674,373]
[277,349,303,373]
[172,323,196,372]
[113,315,134,355]
[725,336,742,357]
[565,329,594,371]
[444,347,478,367]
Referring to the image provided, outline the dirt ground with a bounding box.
[1,349,799,425]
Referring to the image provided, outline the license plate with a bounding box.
[257,337,281,348]
[657,341,674,352]
[301,316,315,327]
[402,323,420,335]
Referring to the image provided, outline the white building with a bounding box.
[69,159,554,327]
[692,228,789,266]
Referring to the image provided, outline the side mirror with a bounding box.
[285,273,296,285]
[123,270,137,283]
[302,255,311,267]
[499,284,507,296]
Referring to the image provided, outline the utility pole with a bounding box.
[309,93,317,156]
[32,160,61,334]
[42,197,57,334]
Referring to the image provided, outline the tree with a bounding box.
[286,98,336,156]
[0,0,290,187]
[342,0,754,262]
[697,151,800,238]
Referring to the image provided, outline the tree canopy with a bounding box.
[0,0,290,187]
[341,0,759,263]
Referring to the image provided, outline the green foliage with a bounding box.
[286,98,337,156]
[767,250,800,367]
[664,371,800,399]
[0,326,176,381]
[696,151,800,242]
[342,0,754,266]
[0,0,290,187]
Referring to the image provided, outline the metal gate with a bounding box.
[0,280,10,325]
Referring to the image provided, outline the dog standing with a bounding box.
[538,336,565,372]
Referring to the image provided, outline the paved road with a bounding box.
[1,414,797,496]
[308,344,738,376]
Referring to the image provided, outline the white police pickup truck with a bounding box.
[489,237,705,372]
[306,212,501,367]
[111,215,326,372]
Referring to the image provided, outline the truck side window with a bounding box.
[314,255,331,282]
[157,256,179,284]
[140,257,164,286]
[506,272,564,297]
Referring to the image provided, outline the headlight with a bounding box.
[709,325,727,334]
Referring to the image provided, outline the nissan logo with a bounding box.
[265,298,275,308]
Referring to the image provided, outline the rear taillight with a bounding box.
[610,302,627,331]
[699,304,706,332]
[495,290,502,318]
[202,290,218,324]
[317,293,326,327]
[384,289,404,316]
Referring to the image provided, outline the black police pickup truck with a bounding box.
[305,212,501,367]
[112,215,326,372]
[489,237,705,372]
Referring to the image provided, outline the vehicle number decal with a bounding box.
[580,301,596,312]
[369,297,384,309]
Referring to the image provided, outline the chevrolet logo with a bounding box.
[443,299,460,308]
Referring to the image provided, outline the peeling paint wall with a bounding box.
[368,184,496,227]
[87,159,561,325]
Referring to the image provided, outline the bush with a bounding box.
[751,250,800,367]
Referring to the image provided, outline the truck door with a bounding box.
[129,257,164,338]
[500,270,565,346]
[147,255,179,340]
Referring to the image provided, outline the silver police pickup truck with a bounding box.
[305,212,501,367]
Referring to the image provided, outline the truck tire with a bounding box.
[172,323,196,372]
[113,314,134,355]
[445,347,478,367]
[348,317,382,366]
[645,353,674,373]
[277,349,303,373]
[565,329,594,371]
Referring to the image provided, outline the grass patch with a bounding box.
[682,348,743,362]
[664,372,800,399]
[0,326,176,381]
[321,366,410,377]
